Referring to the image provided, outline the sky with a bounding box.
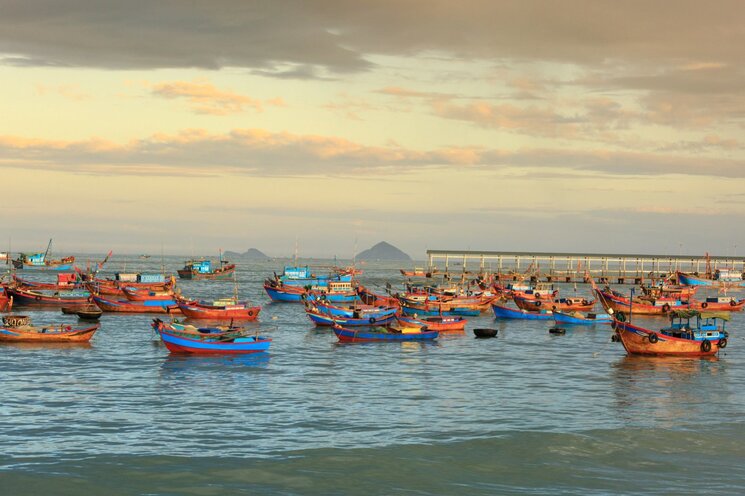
[1,0,744,259]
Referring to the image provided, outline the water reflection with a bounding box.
[610,354,727,425]
[160,352,271,374]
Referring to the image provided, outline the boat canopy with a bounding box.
[669,309,730,321]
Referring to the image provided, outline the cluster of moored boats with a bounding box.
[0,247,742,357]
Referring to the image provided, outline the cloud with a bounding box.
[2,1,743,74]
[150,80,269,115]
[0,128,743,179]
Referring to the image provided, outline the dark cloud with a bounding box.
[1,1,743,73]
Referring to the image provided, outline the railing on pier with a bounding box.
[425,250,745,285]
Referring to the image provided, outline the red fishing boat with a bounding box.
[176,298,260,321]
[12,273,81,291]
[611,310,728,357]
[689,296,745,312]
[92,294,179,314]
[87,274,174,296]
[121,286,175,301]
[396,314,467,332]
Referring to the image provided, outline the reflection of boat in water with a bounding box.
[160,351,271,373]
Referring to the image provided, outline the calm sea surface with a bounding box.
[2,256,745,495]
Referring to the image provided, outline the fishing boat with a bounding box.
[514,295,595,312]
[332,324,438,343]
[86,273,173,296]
[306,299,397,320]
[492,303,553,320]
[5,286,91,307]
[396,314,467,332]
[92,294,177,313]
[272,265,354,287]
[356,285,400,307]
[611,309,728,356]
[0,315,98,343]
[306,309,396,327]
[177,258,236,280]
[552,310,612,325]
[264,279,359,303]
[676,269,745,288]
[691,296,745,312]
[594,286,687,316]
[176,298,260,321]
[12,239,75,271]
[152,319,271,354]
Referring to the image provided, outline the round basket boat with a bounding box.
[549,327,566,335]
[473,328,498,338]
[3,315,31,327]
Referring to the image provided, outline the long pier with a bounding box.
[425,250,745,284]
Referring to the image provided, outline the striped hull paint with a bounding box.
[613,320,723,356]
[309,302,397,319]
[14,263,75,272]
[492,303,553,320]
[332,325,438,343]
[156,329,271,354]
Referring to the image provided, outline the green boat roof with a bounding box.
[669,309,730,321]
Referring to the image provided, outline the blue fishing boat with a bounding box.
[552,310,612,325]
[332,324,438,343]
[273,265,353,287]
[306,309,396,327]
[152,319,271,354]
[492,303,553,320]
[12,239,75,271]
[307,300,398,320]
[264,279,359,303]
[676,270,745,288]
[400,305,460,317]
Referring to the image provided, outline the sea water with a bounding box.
[1,256,744,495]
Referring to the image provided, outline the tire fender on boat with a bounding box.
[701,339,712,353]
[581,299,589,306]
[701,302,708,309]
[648,333,659,344]
[534,293,541,299]
[718,338,728,349]
[730,300,737,307]
[369,317,376,324]
[535,300,542,307]
[661,303,671,313]
[615,312,626,322]
[247,310,254,317]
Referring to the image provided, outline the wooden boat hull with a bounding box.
[264,283,359,303]
[595,289,686,315]
[12,261,75,271]
[0,291,12,312]
[6,287,91,307]
[177,301,260,320]
[92,295,177,313]
[692,300,745,312]
[309,301,397,319]
[492,303,553,320]
[0,324,98,342]
[396,315,467,332]
[333,325,438,342]
[613,320,724,356]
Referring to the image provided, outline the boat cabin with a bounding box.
[661,310,728,341]
[714,269,744,282]
[283,266,313,279]
[327,281,353,294]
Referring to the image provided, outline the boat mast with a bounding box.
[44,238,53,260]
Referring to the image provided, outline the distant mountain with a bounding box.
[224,248,269,259]
[356,242,412,261]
